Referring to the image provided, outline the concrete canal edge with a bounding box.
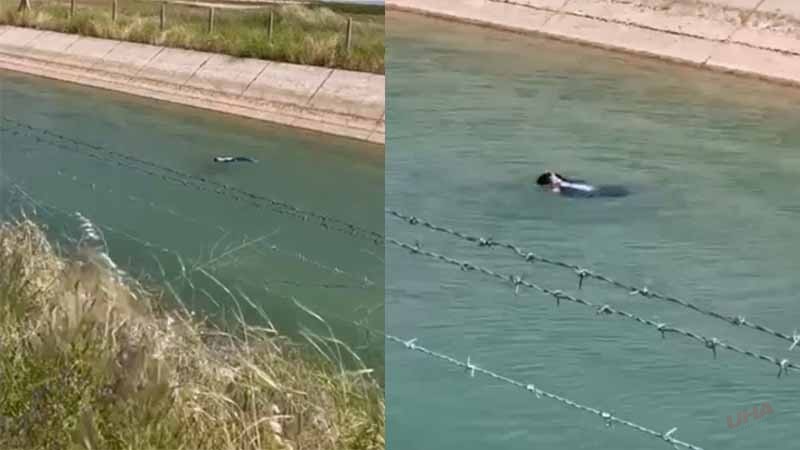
[0,26,385,146]
[387,0,800,89]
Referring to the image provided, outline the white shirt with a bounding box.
[551,175,596,193]
[560,181,595,192]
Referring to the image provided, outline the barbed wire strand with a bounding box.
[5,178,383,356]
[1,117,384,245]
[384,334,704,450]
[6,182,163,298]
[3,118,344,226]
[7,179,179,258]
[232,274,385,350]
[278,290,702,449]
[1,165,700,448]
[48,167,377,290]
[282,287,702,449]
[387,209,800,351]
[2,177,374,294]
[388,237,798,377]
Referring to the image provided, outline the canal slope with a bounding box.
[387,0,800,89]
[0,26,385,145]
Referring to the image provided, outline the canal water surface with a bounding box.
[387,12,800,450]
[0,69,385,370]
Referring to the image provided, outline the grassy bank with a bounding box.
[0,1,384,73]
[0,219,384,450]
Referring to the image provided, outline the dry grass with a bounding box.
[0,0,385,73]
[0,218,385,450]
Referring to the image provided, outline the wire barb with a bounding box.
[478,237,494,247]
[663,427,679,444]
[4,116,385,246]
[576,268,590,289]
[510,275,524,295]
[777,359,790,378]
[704,338,719,359]
[387,209,797,347]
[386,333,705,450]
[550,290,564,306]
[630,286,650,296]
[525,384,542,399]
[388,236,800,376]
[597,304,614,315]
[466,356,476,377]
[601,411,613,428]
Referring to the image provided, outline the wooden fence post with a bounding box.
[112,0,118,23]
[345,17,352,51]
[208,7,215,33]
[268,10,274,42]
[160,2,166,31]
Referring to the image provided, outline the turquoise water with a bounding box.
[387,12,800,449]
[0,69,385,370]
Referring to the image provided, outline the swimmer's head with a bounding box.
[537,172,567,186]
[536,172,552,186]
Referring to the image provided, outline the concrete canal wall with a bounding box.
[0,26,385,145]
[387,0,800,88]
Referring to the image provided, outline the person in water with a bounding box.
[214,156,257,163]
[536,171,628,198]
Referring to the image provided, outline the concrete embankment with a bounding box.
[387,0,800,88]
[0,26,385,145]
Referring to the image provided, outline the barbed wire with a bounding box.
[6,179,185,260]
[5,178,384,364]
[386,209,800,351]
[3,176,376,294]
[278,286,702,449]
[387,237,798,377]
[1,154,703,447]
[384,334,704,450]
[285,286,703,448]
[284,287,703,449]
[6,181,167,298]
[1,117,385,246]
[47,166,377,290]
[244,276,385,349]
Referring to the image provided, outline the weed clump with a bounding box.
[0,219,384,450]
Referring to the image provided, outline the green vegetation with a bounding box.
[0,0,384,73]
[0,219,385,450]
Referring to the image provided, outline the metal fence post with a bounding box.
[69,0,76,18]
[160,2,166,31]
[208,7,215,33]
[112,0,118,23]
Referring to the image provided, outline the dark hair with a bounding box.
[536,173,552,185]
[537,172,572,185]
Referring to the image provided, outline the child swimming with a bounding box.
[536,171,628,198]
[213,156,258,163]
